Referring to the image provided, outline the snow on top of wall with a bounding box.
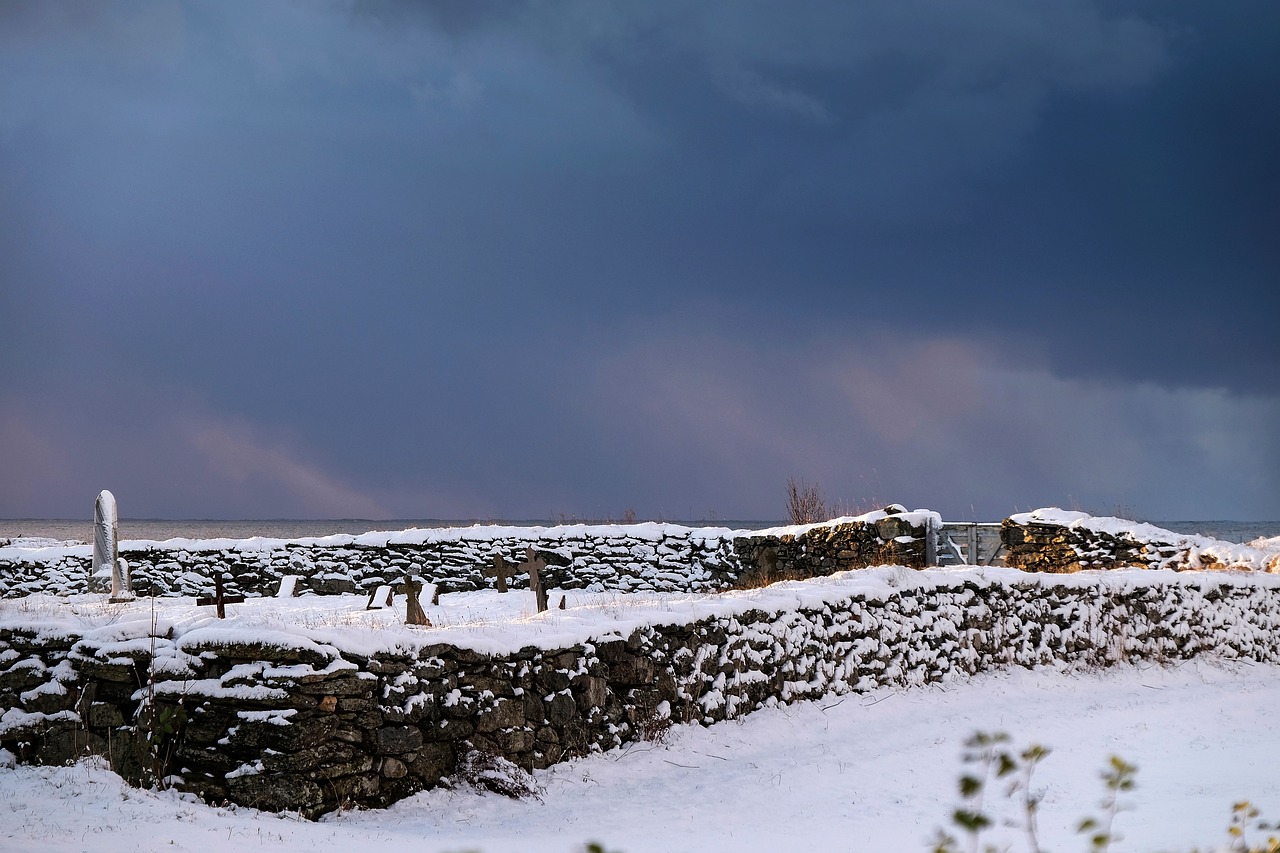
[747,508,941,538]
[0,522,755,563]
[1008,508,1279,571]
[0,511,939,563]
[1250,535,1280,552]
[3,566,1277,661]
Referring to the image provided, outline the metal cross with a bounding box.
[196,574,245,619]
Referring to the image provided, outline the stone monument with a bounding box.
[94,490,133,602]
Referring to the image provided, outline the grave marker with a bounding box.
[196,574,245,619]
[485,553,514,593]
[94,490,133,602]
[520,547,549,613]
[366,585,394,610]
[402,575,431,626]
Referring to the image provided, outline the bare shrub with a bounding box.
[786,477,829,525]
[633,700,673,744]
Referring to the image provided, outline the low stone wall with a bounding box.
[732,514,934,582]
[1001,510,1280,573]
[0,526,737,599]
[3,569,1278,817]
[0,512,938,600]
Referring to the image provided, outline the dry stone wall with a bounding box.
[0,529,740,600]
[0,514,938,600]
[1001,519,1141,572]
[732,514,934,581]
[3,569,1279,817]
[1001,510,1280,573]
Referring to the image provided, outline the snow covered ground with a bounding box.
[2,659,1277,853]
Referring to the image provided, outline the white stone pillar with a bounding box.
[93,490,132,600]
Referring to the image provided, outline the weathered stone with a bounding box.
[261,740,362,773]
[433,717,473,739]
[544,692,577,726]
[604,654,653,687]
[458,674,514,697]
[0,665,48,693]
[475,698,523,733]
[185,641,330,666]
[231,714,337,752]
[80,700,123,728]
[380,756,408,779]
[408,741,456,781]
[304,754,375,780]
[75,660,139,683]
[227,773,325,816]
[495,727,535,755]
[533,669,571,693]
[367,659,412,676]
[573,675,608,710]
[336,696,377,714]
[375,725,423,754]
[297,676,373,697]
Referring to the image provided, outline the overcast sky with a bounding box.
[2,1,1277,523]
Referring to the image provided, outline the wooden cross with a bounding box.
[485,553,514,593]
[401,574,431,626]
[196,574,245,619]
[519,547,549,613]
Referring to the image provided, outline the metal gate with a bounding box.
[930,522,1006,567]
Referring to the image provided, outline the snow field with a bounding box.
[1,660,1277,853]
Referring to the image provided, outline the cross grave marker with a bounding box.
[519,547,549,613]
[485,553,514,593]
[402,574,431,626]
[196,574,245,619]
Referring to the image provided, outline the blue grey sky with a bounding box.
[2,1,1277,522]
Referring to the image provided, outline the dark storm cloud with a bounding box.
[1,1,1276,520]
[341,0,1278,391]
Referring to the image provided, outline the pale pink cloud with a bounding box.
[185,418,391,519]
[0,407,76,514]
[586,326,1279,520]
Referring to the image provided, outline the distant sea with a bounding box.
[1,518,1278,546]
